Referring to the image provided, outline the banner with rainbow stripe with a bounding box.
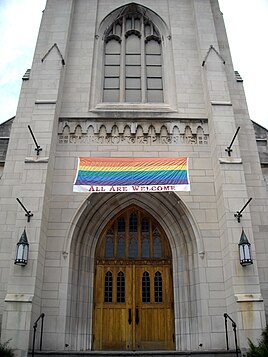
[73,157,190,193]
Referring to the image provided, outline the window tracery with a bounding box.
[96,206,171,260]
[103,7,163,103]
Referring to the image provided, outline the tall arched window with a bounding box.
[103,6,163,103]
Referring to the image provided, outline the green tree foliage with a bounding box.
[247,325,268,357]
[0,340,15,357]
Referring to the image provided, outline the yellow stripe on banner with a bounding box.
[79,165,187,172]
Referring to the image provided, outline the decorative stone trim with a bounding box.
[25,157,49,163]
[211,101,232,106]
[202,45,225,67]
[22,68,31,81]
[235,71,243,82]
[219,158,242,164]
[93,103,175,113]
[41,43,65,65]
[35,100,57,104]
[235,294,263,302]
[199,251,205,259]
[58,119,209,146]
[5,294,33,303]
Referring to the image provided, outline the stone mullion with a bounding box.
[120,17,126,102]
[138,210,141,258]
[150,220,153,258]
[126,211,130,259]
[114,222,118,259]
[141,17,146,103]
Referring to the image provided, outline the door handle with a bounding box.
[128,309,132,325]
[135,307,139,325]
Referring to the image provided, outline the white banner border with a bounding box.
[73,184,190,193]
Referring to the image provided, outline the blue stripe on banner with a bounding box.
[75,169,188,186]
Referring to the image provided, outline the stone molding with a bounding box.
[25,157,49,163]
[219,158,242,164]
[5,294,34,303]
[58,119,209,146]
[35,100,57,105]
[211,101,232,106]
[235,294,263,302]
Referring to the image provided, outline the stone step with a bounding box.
[31,350,241,357]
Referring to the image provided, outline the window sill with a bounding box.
[92,102,177,113]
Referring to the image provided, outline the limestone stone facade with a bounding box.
[1,1,268,356]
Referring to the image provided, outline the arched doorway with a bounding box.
[93,205,175,351]
[66,192,202,351]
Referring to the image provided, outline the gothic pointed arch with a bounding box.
[63,192,204,351]
[93,204,174,350]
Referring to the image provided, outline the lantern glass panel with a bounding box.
[23,245,29,261]
[17,244,24,260]
[244,245,251,260]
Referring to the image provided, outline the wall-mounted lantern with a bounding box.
[14,229,29,266]
[238,229,253,266]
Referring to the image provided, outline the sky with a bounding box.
[0,0,268,128]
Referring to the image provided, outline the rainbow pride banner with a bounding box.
[73,157,190,193]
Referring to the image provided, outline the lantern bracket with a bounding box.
[16,198,33,222]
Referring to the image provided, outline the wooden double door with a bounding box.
[92,205,175,351]
[93,261,174,351]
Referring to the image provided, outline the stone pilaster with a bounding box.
[193,0,266,349]
[0,1,75,356]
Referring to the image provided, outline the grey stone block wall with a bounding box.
[0,0,268,355]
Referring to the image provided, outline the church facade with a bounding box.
[1,1,268,356]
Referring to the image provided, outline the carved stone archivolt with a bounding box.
[58,120,209,145]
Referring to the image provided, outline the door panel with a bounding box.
[135,265,174,350]
[93,262,174,351]
[93,265,133,350]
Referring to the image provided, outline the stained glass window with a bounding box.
[142,271,150,303]
[117,271,125,303]
[104,271,113,303]
[98,207,171,260]
[105,229,114,257]
[154,271,163,303]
